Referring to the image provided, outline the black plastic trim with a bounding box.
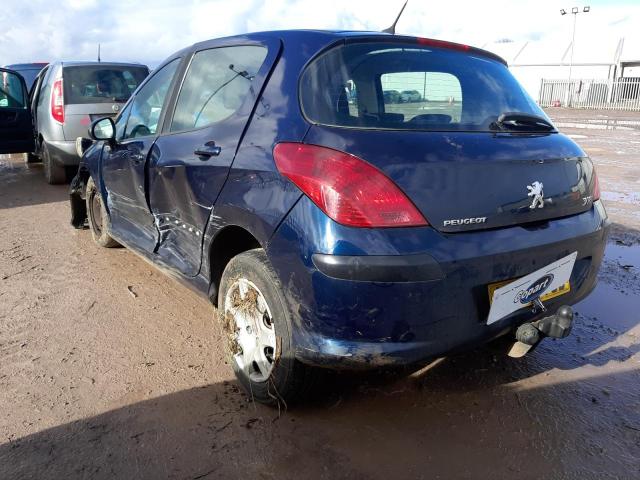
[312,253,444,283]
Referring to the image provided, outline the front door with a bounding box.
[149,40,279,276]
[101,58,182,252]
[0,68,34,154]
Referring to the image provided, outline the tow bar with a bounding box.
[508,304,574,358]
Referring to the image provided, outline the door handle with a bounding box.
[194,141,221,159]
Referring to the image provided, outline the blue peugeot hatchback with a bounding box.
[5,30,609,405]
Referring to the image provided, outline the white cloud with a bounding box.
[0,0,638,68]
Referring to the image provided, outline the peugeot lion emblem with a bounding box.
[527,181,544,209]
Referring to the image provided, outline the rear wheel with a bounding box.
[42,142,66,184]
[86,177,119,248]
[219,249,317,407]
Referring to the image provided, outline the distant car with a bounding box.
[400,90,422,102]
[2,31,608,407]
[383,89,400,104]
[0,61,149,183]
[3,62,48,91]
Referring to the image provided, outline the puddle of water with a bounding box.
[575,242,640,332]
[556,118,640,131]
[606,242,640,267]
[601,190,640,205]
[556,121,634,131]
[575,281,639,332]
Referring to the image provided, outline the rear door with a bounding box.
[62,65,149,141]
[0,68,34,154]
[149,38,280,276]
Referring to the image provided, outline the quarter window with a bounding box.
[114,102,132,141]
[124,59,180,139]
[170,45,267,132]
[37,70,51,108]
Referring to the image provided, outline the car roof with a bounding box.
[56,61,148,68]
[189,29,507,65]
[3,62,49,69]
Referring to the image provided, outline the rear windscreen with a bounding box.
[300,42,548,131]
[63,65,148,104]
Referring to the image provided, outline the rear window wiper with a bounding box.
[490,112,555,132]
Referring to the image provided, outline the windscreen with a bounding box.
[63,65,148,104]
[13,68,40,90]
[300,42,548,131]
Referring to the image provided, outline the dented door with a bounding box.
[149,39,280,277]
[101,59,182,253]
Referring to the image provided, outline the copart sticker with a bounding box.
[486,251,577,325]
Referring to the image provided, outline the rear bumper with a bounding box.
[47,140,79,166]
[266,198,610,369]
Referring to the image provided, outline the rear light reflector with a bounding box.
[273,143,428,228]
[51,79,64,124]
[416,37,471,52]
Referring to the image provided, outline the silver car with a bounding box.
[26,61,149,183]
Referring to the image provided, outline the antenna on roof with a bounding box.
[382,0,408,35]
[97,44,101,62]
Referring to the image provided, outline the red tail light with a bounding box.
[51,79,64,124]
[273,143,428,228]
[592,171,600,201]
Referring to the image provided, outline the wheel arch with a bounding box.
[207,225,262,305]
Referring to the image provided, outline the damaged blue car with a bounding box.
[59,30,608,405]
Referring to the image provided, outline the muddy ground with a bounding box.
[0,109,638,479]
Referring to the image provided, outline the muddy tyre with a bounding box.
[219,249,317,407]
[86,177,119,248]
[42,142,66,184]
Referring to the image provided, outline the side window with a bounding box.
[170,45,268,132]
[37,73,51,108]
[30,68,46,110]
[0,71,26,108]
[123,59,180,139]
[114,102,132,141]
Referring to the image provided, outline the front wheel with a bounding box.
[219,249,317,407]
[86,177,119,248]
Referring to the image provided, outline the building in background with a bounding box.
[486,37,640,110]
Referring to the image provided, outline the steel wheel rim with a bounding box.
[224,278,276,382]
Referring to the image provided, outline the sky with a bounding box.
[0,0,639,68]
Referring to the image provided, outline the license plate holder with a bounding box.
[486,252,577,325]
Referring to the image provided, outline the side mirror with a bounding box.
[90,117,116,142]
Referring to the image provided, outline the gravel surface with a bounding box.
[0,110,638,479]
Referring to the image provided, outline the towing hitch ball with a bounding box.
[508,305,574,358]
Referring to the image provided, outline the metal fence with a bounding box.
[538,78,640,111]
